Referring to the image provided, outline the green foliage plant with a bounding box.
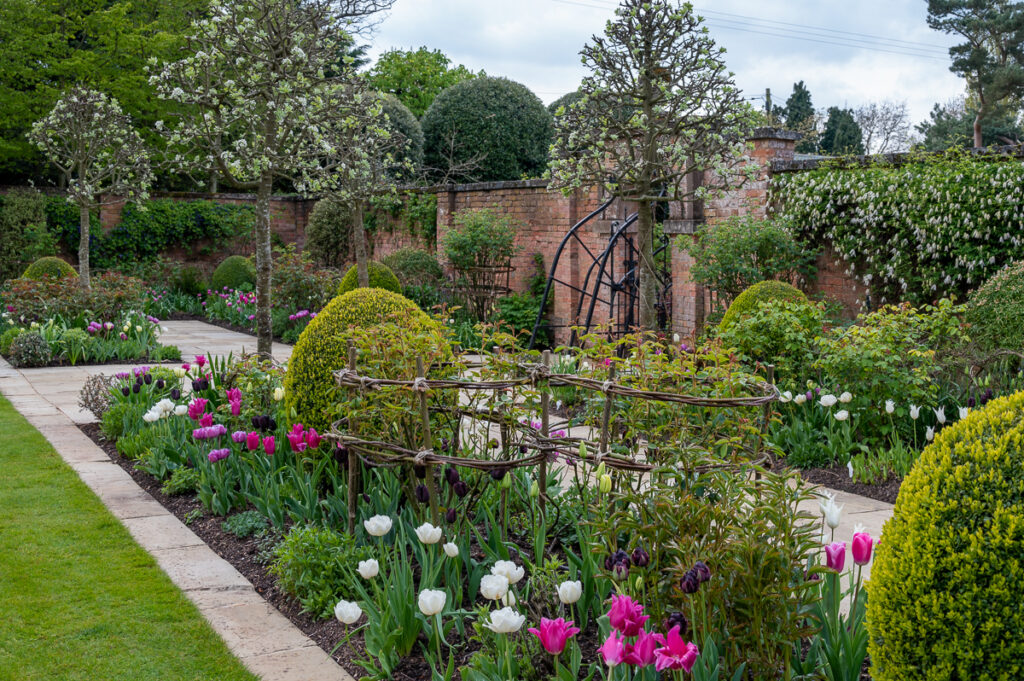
[269,524,369,619]
[368,46,479,118]
[305,198,352,268]
[421,76,553,182]
[211,255,257,291]
[283,288,451,433]
[221,510,267,539]
[965,260,1024,351]
[717,298,826,386]
[381,247,444,287]
[7,331,51,367]
[161,467,200,496]
[867,391,1024,681]
[0,189,57,282]
[683,215,817,309]
[771,151,1024,304]
[443,208,521,319]
[23,256,76,280]
[718,280,807,330]
[337,260,401,296]
[0,327,25,355]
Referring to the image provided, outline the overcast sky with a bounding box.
[365,0,965,128]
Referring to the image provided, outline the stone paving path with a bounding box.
[0,320,893,676]
[0,322,348,681]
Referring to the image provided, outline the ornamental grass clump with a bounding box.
[867,391,1024,681]
[283,288,452,433]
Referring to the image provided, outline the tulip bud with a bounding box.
[155,379,165,389]
[612,561,629,581]
[490,467,507,481]
[170,388,180,400]
[488,438,499,449]
[144,374,153,385]
[680,568,700,594]
[595,462,606,478]
[333,445,348,467]
[414,464,426,479]
[362,493,371,505]
[501,473,512,489]
[634,575,644,591]
[445,465,460,485]
[694,560,711,583]
[121,386,130,396]
[663,611,689,637]
[453,480,469,498]
[445,507,457,524]
[529,480,539,497]
[631,547,650,568]
[132,383,140,394]
[415,484,430,503]
[598,474,612,493]
[578,442,588,460]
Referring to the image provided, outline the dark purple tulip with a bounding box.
[489,467,507,481]
[663,612,689,637]
[452,480,469,498]
[170,388,181,400]
[967,395,976,408]
[132,383,140,394]
[631,547,650,568]
[488,439,499,449]
[155,379,164,389]
[680,568,700,594]
[612,561,630,581]
[333,445,348,467]
[362,493,371,504]
[440,438,449,452]
[268,417,278,431]
[445,508,457,524]
[612,549,631,567]
[415,484,430,503]
[694,560,711,583]
[445,466,460,485]
[519,444,528,454]
[251,415,262,430]
[121,386,130,397]
[143,374,152,385]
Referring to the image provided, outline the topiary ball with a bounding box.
[22,256,76,280]
[8,331,52,367]
[283,288,449,432]
[380,248,444,287]
[966,260,1024,352]
[867,392,1024,681]
[719,280,807,330]
[211,255,257,291]
[337,261,401,296]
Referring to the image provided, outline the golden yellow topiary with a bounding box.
[719,280,806,330]
[283,288,450,433]
[867,391,1024,681]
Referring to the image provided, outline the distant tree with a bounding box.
[548,0,756,330]
[28,87,152,289]
[927,0,1024,148]
[0,0,203,184]
[820,107,865,155]
[855,101,912,153]
[782,81,819,153]
[152,0,395,356]
[367,47,478,118]
[422,76,553,183]
[548,90,584,116]
[915,96,1023,150]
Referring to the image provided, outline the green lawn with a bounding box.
[0,396,257,681]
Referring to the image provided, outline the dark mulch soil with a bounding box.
[79,423,378,679]
[797,463,901,505]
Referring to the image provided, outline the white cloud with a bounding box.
[367,0,965,124]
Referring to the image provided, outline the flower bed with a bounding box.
[80,328,878,680]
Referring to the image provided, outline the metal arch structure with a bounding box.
[528,197,673,348]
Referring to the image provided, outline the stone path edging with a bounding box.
[0,354,352,681]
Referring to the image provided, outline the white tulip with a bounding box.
[415,522,442,545]
[926,427,935,442]
[933,407,946,425]
[357,559,379,580]
[334,599,362,625]
[794,393,807,405]
[673,333,680,343]
[847,460,854,479]
[958,406,969,420]
[143,411,159,423]
[557,580,582,605]
[834,410,849,422]
[480,574,509,601]
[273,386,285,401]
[885,400,895,414]
[443,542,459,558]
[780,391,793,403]
[174,404,188,416]
[363,515,393,537]
[173,367,186,378]
[491,560,524,585]
[818,493,843,530]
[819,394,838,407]
[910,404,920,420]
[839,392,852,404]
[483,606,525,634]
[417,589,446,616]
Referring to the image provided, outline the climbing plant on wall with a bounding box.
[770,151,1024,304]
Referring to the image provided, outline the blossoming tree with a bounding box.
[548,0,755,330]
[151,0,394,355]
[28,87,152,289]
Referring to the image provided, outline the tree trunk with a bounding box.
[78,204,91,290]
[636,200,658,331]
[352,201,370,288]
[973,110,984,149]
[254,174,274,357]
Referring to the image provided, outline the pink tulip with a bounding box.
[199,412,214,428]
[608,594,649,637]
[624,629,664,667]
[207,448,230,463]
[263,436,276,456]
[230,400,241,416]
[851,532,873,565]
[187,398,208,420]
[225,388,242,402]
[825,542,846,572]
[306,428,322,449]
[195,354,207,368]
[598,630,627,667]
[653,625,699,672]
[287,430,307,453]
[528,617,580,656]
[246,431,261,451]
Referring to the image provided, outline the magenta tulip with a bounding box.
[608,594,649,637]
[246,431,260,451]
[624,629,664,667]
[852,532,873,565]
[598,630,627,667]
[825,542,846,572]
[528,617,580,656]
[263,435,276,456]
[653,625,699,673]
[306,428,322,449]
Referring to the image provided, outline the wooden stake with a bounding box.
[539,350,551,515]
[416,356,441,524]
[346,342,359,534]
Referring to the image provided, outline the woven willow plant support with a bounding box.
[327,350,778,533]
